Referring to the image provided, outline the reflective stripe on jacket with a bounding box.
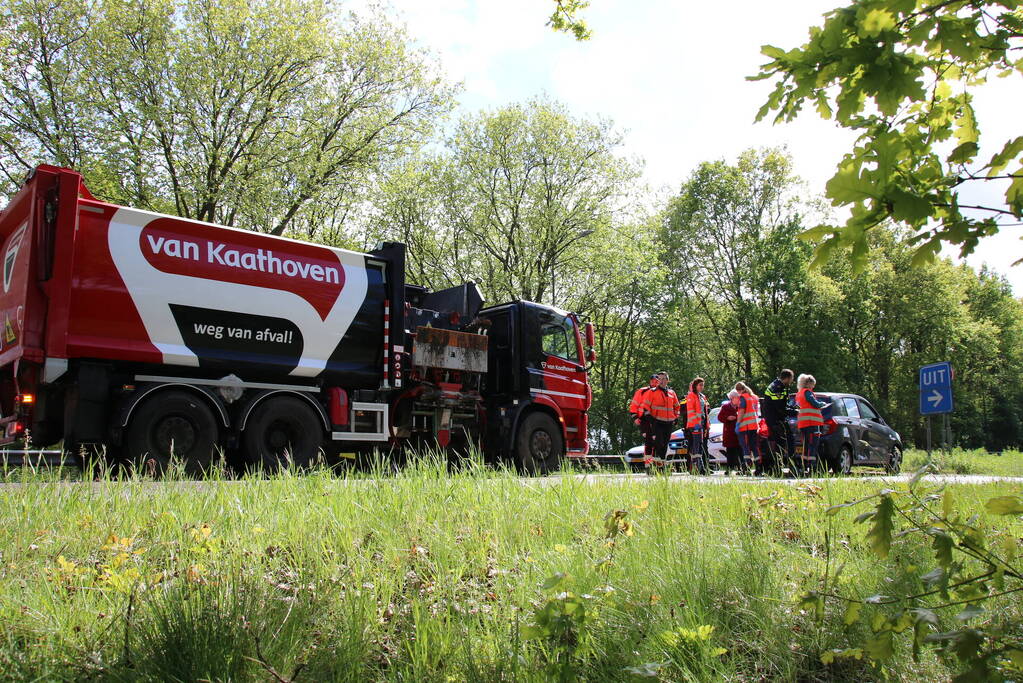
[685,391,706,429]
[643,387,680,422]
[737,393,760,432]
[796,388,824,428]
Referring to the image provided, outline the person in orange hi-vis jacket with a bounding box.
[734,381,761,469]
[685,377,709,473]
[628,374,659,463]
[795,373,828,476]
[643,371,680,466]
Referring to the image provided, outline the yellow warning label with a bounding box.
[4,317,15,344]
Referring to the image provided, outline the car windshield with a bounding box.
[708,408,721,424]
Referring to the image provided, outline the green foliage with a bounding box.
[547,0,592,40]
[815,470,1023,678]
[753,0,1023,267]
[583,146,1023,454]
[0,0,454,239]
[368,98,642,308]
[9,464,1023,680]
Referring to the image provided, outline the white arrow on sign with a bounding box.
[927,389,943,407]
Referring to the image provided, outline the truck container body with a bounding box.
[0,166,594,472]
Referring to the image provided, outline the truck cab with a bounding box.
[481,301,593,472]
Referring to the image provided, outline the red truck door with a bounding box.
[530,308,590,455]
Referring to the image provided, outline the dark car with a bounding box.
[787,392,904,474]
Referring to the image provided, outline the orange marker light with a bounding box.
[15,393,34,404]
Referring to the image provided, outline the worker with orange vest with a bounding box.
[628,374,659,463]
[685,377,709,473]
[734,381,761,468]
[794,373,827,475]
[642,371,680,466]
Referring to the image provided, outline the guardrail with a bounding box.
[0,450,71,468]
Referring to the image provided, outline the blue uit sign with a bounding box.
[919,361,953,415]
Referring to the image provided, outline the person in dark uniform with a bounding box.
[761,369,794,474]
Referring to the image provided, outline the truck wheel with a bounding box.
[243,397,322,473]
[123,391,219,476]
[515,412,564,475]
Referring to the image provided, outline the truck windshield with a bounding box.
[540,315,580,364]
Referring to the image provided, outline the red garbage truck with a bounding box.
[0,165,594,473]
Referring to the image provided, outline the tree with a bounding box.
[0,0,454,239]
[752,0,1023,270]
[369,98,642,308]
[661,148,819,383]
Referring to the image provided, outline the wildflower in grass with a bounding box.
[186,563,207,584]
[102,534,141,555]
[187,523,220,554]
[680,624,715,642]
[97,563,141,593]
[47,555,93,593]
[633,500,650,511]
[604,509,634,539]
[190,523,212,541]
[553,544,567,553]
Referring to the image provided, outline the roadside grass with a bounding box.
[1,458,1021,681]
[904,447,1023,477]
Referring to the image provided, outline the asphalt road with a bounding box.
[545,471,1023,485]
[1,450,1020,486]
[1,469,1020,488]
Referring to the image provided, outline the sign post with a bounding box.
[919,361,954,463]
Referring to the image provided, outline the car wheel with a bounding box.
[515,412,564,475]
[831,445,852,476]
[885,445,902,474]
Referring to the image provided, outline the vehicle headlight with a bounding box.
[668,441,685,449]
[709,435,722,443]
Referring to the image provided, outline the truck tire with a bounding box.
[242,396,322,472]
[515,412,563,475]
[123,390,219,476]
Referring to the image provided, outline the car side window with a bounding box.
[858,400,878,420]
[825,396,846,417]
[842,397,860,418]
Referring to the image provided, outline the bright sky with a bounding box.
[360,0,1022,293]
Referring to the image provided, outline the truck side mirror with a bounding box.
[584,322,595,349]
[586,348,597,363]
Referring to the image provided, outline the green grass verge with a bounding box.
[904,448,1023,477]
[1,460,1021,681]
